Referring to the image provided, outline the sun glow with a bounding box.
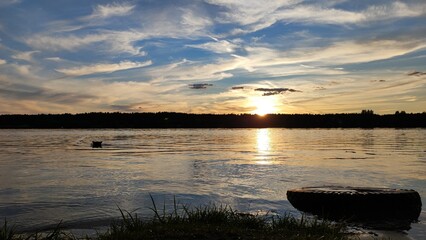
[251,96,278,116]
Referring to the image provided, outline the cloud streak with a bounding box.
[56,61,152,76]
[189,83,213,89]
[26,34,108,51]
[208,1,426,35]
[187,39,239,54]
[407,71,426,76]
[89,3,135,19]
[12,51,39,62]
[254,87,301,96]
[0,83,94,104]
[231,86,245,90]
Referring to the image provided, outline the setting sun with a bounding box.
[252,96,278,116]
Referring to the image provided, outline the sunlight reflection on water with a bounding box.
[256,129,272,165]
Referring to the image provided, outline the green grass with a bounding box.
[1,196,350,240]
[1,220,16,240]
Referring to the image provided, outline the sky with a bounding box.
[0,0,425,115]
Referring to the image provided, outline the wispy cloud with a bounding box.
[7,64,36,79]
[26,34,108,51]
[25,5,212,55]
[0,82,94,104]
[305,40,426,65]
[363,2,426,21]
[56,60,152,76]
[189,83,213,89]
[255,87,301,96]
[187,39,239,54]
[88,2,135,19]
[0,59,6,65]
[208,1,426,35]
[139,6,212,39]
[407,71,426,76]
[287,72,426,113]
[231,86,245,90]
[108,101,163,112]
[44,57,63,62]
[157,37,421,84]
[147,59,235,83]
[243,39,426,68]
[34,30,146,56]
[206,0,300,27]
[12,51,39,62]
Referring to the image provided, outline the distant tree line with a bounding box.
[0,111,425,128]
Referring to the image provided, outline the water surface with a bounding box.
[0,129,425,238]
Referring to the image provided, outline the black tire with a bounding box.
[286,186,422,222]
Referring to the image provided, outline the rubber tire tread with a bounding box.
[286,187,422,221]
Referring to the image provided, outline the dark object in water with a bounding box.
[91,141,102,148]
[287,186,422,229]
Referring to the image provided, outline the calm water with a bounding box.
[0,129,425,238]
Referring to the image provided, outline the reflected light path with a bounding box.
[256,129,272,165]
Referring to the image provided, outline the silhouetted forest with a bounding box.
[0,111,425,128]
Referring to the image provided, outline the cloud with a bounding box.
[273,5,364,25]
[0,83,94,104]
[143,38,423,85]
[407,71,426,76]
[206,0,300,26]
[12,51,39,62]
[254,87,301,96]
[207,1,426,35]
[0,0,20,7]
[26,31,142,56]
[25,6,211,55]
[10,64,33,77]
[56,60,152,76]
[314,86,327,91]
[109,103,143,112]
[181,7,213,30]
[189,83,213,89]
[27,31,145,56]
[26,34,108,51]
[147,58,235,83]
[370,79,387,83]
[89,2,135,19]
[44,57,63,62]
[108,101,169,112]
[363,2,426,21]
[287,71,426,113]
[187,39,239,53]
[103,30,146,56]
[0,59,6,65]
[139,7,212,39]
[231,86,245,90]
[300,64,316,69]
[370,79,386,83]
[245,39,426,68]
[62,80,199,113]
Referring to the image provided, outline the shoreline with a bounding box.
[1,112,426,128]
[5,208,423,240]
